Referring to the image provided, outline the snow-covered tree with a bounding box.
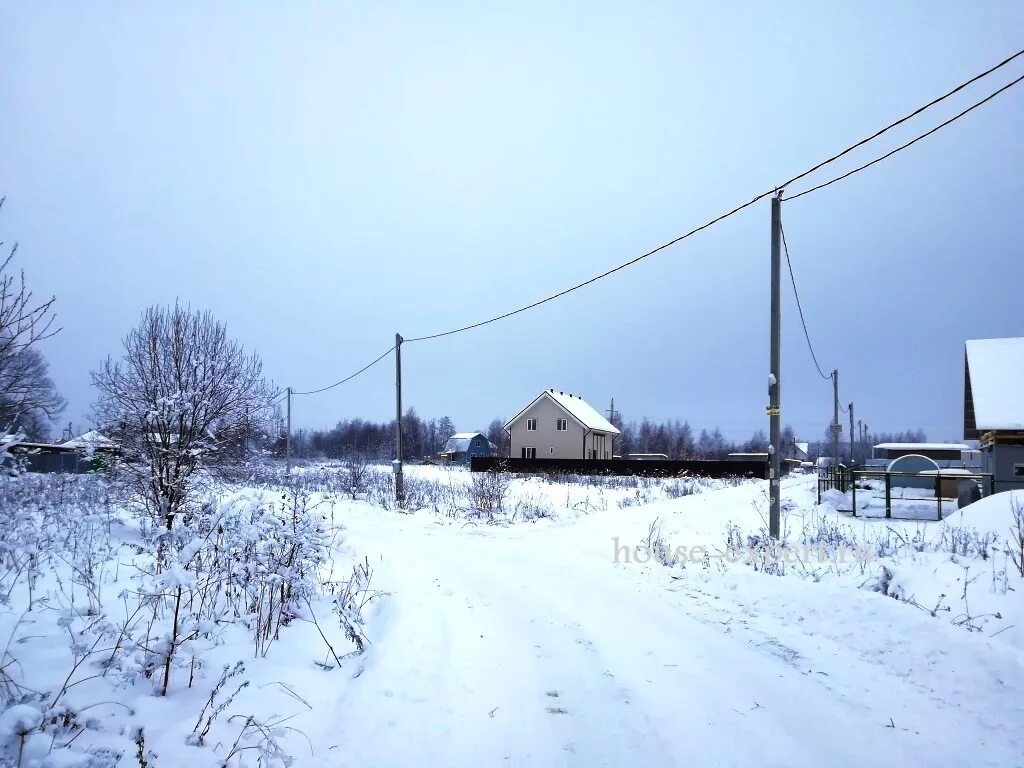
[92,304,276,528]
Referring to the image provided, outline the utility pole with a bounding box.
[394,333,404,504]
[285,387,292,473]
[768,193,782,539]
[606,398,618,424]
[831,369,840,467]
[857,419,863,464]
[848,402,855,467]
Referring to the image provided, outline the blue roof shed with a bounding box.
[440,432,492,465]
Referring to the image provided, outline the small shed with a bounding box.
[11,442,94,474]
[440,432,492,465]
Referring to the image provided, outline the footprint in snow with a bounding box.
[545,690,560,698]
[546,707,569,715]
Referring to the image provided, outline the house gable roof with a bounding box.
[965,338,1024,431]
[504,389,620,434]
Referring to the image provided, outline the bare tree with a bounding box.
[0,348,65,439]
[92,304,277,529]
[0,196,63,436]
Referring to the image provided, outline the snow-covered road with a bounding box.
[319,480,1023,767]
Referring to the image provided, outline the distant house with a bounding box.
[964,337,1024,491]
[439,432,492,465]
[504,389,620,460]
[794,442,810,461]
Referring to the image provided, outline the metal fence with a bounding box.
[817,467,995,520]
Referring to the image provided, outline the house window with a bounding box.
[522,447,536,459]
[1015,463,1024,477]
[556,418,567,431]
[527,418,537,431]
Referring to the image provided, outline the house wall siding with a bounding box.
[987,443,1024,491]
[508,395,586,458]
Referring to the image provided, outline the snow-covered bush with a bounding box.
[0,471,369,767]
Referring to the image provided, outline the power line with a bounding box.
[780,222,831,381]
[291,345,395,396]
[406,49,1024,343]
[777,48,1022,193]
[404,190,772,342]
[783,72,1024,201]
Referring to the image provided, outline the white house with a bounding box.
[504,389,620,460]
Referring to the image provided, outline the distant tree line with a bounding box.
[287,409,456,462]
[285,406,929,465]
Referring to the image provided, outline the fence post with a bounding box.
[989,475,995,497]
[935,473,942,521]
[885,472,892,519]
[851,472,857,517]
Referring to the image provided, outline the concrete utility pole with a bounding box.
[831,370,840,467]
[394,333,404,504]
[857,419,863,464]
[285,387,292,473]
[768,194,782,539]
[849,402,855,466]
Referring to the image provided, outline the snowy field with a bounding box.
[1,465,1022,766]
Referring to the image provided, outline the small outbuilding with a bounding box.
[11,442,93,474]
[439,432,492,466]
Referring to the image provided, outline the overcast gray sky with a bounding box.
[2,2,1021,443]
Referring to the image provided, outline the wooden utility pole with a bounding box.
[768,194,782,539]
[394,333,404,504]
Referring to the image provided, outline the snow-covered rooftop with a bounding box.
[544,389,620,434]
[966,337,1024,430]
[873,442,970,451]
[506,389,620,433]
[62,430,116,449]
[449,432,482,440]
